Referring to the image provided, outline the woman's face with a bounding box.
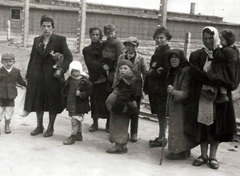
[219,33,228,47]
[170,54,180,68]
[90,30,101,42]
[41,21,53,37]
[203,32,214,50]
[154,33,168,46]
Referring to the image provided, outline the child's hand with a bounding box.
[157,67,163,74]
[76,90,81,96]
[102,64,109,71]
[167,85,174,95]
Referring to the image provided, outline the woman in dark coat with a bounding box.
[185,26,237,169]
[143,26,171,147]
[25,15,73,137]
[82,27,110,132]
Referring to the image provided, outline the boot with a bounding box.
[106,143,128,154]
[75,132,83,141]
[44,115,56,137]
[31,117,44,136]
[89,119,98,132]
[130,114,138,142]
[5,120,11,134]
[63,135,76,145]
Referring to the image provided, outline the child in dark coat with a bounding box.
[101,24,124,91]
[207,29,240,103]
[105,60,138,154]
[62,61,92,145]
[0,53,26,134]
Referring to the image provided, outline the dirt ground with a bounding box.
[0,87,240,176]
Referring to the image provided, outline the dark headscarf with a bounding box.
[166,49,190,86]
[221,29,235,46]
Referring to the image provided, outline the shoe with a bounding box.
[75,132,83,141]
[89,124,98,132]
[130,134,138,142]
[215,94,229,103]
[44,128,54,137]
[31,126,44,136]
[106,145,128,154]
[63,135,76,145]
[209,158,219,169]
[192,155,208,166]
[5,124,11,134]
[149,138,167,147]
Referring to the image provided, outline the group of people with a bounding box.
[0,14,240,170]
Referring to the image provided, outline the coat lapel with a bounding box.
[35,36,44,56]
[44,34,57,57]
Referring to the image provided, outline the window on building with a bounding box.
[35,0,41,2]
[11,9,21,20]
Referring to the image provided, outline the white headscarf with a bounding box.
[201,26,220,58]
[69,61,89,79]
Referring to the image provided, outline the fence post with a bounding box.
[184,32,191,58]
[7,20,11,41]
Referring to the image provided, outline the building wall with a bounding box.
[0,2,240,42]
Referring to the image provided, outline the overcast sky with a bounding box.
[80,0,240,24]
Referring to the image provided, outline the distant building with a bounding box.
[0,0,240,41]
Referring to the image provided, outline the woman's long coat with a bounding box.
[24,34,73,113]
[184,48,237,141]
[167,66,198,152]
[143,44,171,114]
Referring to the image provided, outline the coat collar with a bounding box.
[0,67,17,75]
[36,34,57,57]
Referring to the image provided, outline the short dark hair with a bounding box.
[153,26,172,40]
[40,15,54,28]
[89,27,103,40]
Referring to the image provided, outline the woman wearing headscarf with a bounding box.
[185,26,237,169]
[165,49,198,160]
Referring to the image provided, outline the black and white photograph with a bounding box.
[0,0,240,175]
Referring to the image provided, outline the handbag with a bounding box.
[18,90,30,117]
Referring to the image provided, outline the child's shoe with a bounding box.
[215,94,229,103]
[75,132,83,141]
[5,120,11,134]
[63,135,76,145]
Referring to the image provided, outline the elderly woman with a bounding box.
[185,26,238,169]
[83,27,110,132]
[165,49,198,160]
[25,15,73,137]
[143,26,172,147]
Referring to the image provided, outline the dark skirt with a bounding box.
[196,120,234,143]
[0,99,14,107]
[90,82,110,119]
[148,93,167,117]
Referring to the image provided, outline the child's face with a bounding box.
[125,43,137,54]
[71,69,81,78]
[219,34,228,47]
[106,31,116,39]
[1,59,15,69]
[119,65,132,75]
[170,54,180,68]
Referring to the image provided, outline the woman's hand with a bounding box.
[53,69,62,78]
[167,85,174,95]
[157,67,163,74]
[76,90,81,96]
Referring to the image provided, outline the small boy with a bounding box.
[0,53,26,134]
[101,24,124,90]
[207,29,239,103]
[62,61,92,145]
[106,60,138,154]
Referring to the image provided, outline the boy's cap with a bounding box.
[118,59,133,69]
[123,37,139,46]
[1,53,15,60]
[221,29,235,46]
[104,24,117,34]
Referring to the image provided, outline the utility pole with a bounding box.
[76,0,86,54]
[22,0,29,48]
[158,0,168,27]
